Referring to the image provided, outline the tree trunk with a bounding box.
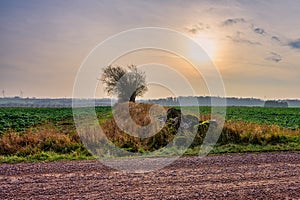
[129,91,136,102]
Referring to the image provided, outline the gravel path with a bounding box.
[1,152,300,199]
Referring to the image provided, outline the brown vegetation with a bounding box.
[101,103,300,152]
[0,124,83,156]
[101,102,173,152]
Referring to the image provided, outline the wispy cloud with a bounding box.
[252,27,265,35]
[222,18,246,26]
[265,52,282,63]
[185,23,210,34]
[288,39,300,49]
[227,32,261,45]
[271,36,280,42]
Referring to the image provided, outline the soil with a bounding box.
[1,152,300,199]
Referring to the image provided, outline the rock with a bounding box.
[166,108,182,130]
[181,114,199,131]
[166,108,181,119]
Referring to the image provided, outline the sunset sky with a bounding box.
[0,0,300,99]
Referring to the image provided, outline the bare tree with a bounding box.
[101,65,148,103]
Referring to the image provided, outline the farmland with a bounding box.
[0,106,300,162]
[1,106,299,133]
[225,107,300,129]
[0,107,111,134]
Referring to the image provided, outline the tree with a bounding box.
[101,65,148,103]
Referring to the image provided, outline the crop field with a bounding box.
[1,106,299,133]
[225,107,300,129]
[0,106,300,162]
[0,107,111,134]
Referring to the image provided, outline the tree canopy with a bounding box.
[101,65,148,102]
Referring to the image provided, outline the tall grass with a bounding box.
[100,103,300,152]
[0,123,89,156]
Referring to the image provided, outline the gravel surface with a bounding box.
[1,152,300,199]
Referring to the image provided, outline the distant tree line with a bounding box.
[264,100,288,108]
[0,97,299,108]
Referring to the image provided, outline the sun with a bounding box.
[188,36,217,63]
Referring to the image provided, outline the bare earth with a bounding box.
[1,152,300,200]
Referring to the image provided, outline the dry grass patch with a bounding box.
[0,123,82,156]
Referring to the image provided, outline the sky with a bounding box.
[0,0,300,99]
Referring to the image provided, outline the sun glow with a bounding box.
[189,36,217,63]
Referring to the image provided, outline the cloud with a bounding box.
[288,39,300,49]
[271,36,280,42]
[252,27,265,35]
[227,32,261,45]
[265,52,282,63]
[185,23,210,34]
[222,18,246,26]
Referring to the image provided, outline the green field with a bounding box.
[0,106,299,163]
[225,107,300,129]
[1,106,299,133]
[0,107,111,134]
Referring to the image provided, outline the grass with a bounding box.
[98,103,300,154]
[0,104,299,163]
[0,151,95,164]
[184,139,300,156]
[0,123,93,163]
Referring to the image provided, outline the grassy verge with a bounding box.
[185,138,300,156]
[0,123,94,163]
[1,126,299,163]
[2,140,299,163]
[0,151,95,164]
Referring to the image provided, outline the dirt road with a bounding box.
[1,152,300,199]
